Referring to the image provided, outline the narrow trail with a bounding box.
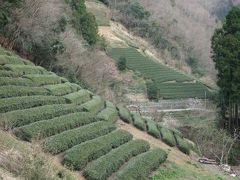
[116,120,194,165]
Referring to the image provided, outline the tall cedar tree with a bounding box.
[211,6,240,131]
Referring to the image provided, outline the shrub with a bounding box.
[160,127,176,147]
[79,12,98,45]
[132,113,146,130]
[105,101,116,109]
[14,112,97,141]
[145,118,160,138]
[146,82,158,100]
[44,83,80,96]
[0,70,19,77]
[117,105,132,123]
[0,95,66,113]
[117,57,127,71]
[0,86,49,98]
[3,64,48,75]
[1,104,84,129]
[64,90,91,104]
[0,77,34,86]
[83,140,150,180]
[168,127,183,138]
[81,96,105,114]
[63,129,133,170]
[113,148,167,180]
[96,107,118,123]
[43,121,116,154]
[175,135,191,155]
[0,55,33,65]
[23,74,62,86]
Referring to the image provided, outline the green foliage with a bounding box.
[0,70,20,77]
[132,113,146,130]
[43,121,116,154]
[3,64,48,75]
[0,0,22,32]
[147,82,158,100]
[117,56,127,71]
[0,77,34,86]
[145,118,160,138]
[113,148,167,180]
[211,6,240,130]
[175,135,191,155]
[0,85,49,98]
[14,112,97,141]
[44,83,81,96]
[0,95,66,113]
[186,50,205,77]
[0,55,33,65]
[1,104,83,129]
[117,105,132,123]
[160,127,176,147]
[23,74,63,86]
[124,1,150,20]
[64,90,91,104]
[63,129,133,170]
[50,40,65,55]
[97,107,118,123]
[108,48,210,99]
[66,0,98,45]
[79,12,98,45]
[81,96,105,114]
[83,140,150,180]
[105,101,115,109]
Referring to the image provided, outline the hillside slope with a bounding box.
[138,0,239,78]
[0,47,231,179]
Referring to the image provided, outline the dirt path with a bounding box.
[116,120,194,165]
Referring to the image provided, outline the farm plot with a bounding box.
[0,47,169,179]
[108,47,212,99]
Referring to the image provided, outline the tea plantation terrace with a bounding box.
[108,47,213,99]
[0,47,192,179]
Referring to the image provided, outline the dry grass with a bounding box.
[138,0,226,78]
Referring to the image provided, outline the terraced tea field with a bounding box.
[0,47,196,179]
[108,47,212,99]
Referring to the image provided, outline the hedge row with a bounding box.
[105,101,116,109]
[0,70,19,77]
[64,90,91,104]
[44,83,81,96]
[117,105,132,123]
[113,148,167,180]
[81,96,105,114]
[169,127,183,138]
[63,129,133,170]
[1,104,84,129]
[42,121,116,154]
[145,118,160,138]
[84,140,150,180]
[3,64,48,75]
[175,135,191,155]
[14,112,97,141]
[132,113,146,131]
[0,77,34,86]
[23,74,63,86]
[96,107,118,123]
[159,127,176,147]
[0,95,66,113]
[0,86,49,98]
[0,55,33,65]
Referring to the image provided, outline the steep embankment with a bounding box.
[0,47,231,179]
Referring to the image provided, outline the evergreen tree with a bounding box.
[211,6,240,131]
